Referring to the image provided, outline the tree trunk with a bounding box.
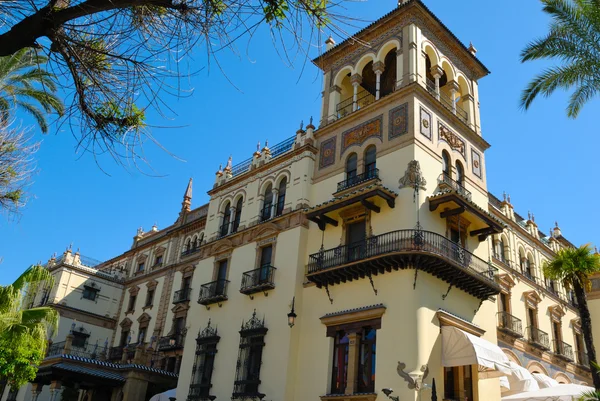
[573,279,600,390]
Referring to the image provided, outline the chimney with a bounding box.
[325,36,336,51]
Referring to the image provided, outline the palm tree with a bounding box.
[0,265,58,386]
[520,0,600,118]
[544,244,600,390]
[0,48,63,133]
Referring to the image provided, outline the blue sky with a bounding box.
[1,0,599,284]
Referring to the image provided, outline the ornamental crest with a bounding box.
[399,160,427,190]
[240,309,266,332]
[438,123,465,157]
[198,319,219,339]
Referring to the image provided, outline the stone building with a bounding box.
[1,1,595,401]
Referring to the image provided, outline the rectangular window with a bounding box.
[138,327,147,344]
[188,327,220,400]
[145,289,154,307]
[155,255,163,266]
[357,327,376,393]
[216,260,228,296]
[528,308,536,328]
[72,331,89,348]
[330,326,377,395]
[120,330,130,346]
[182,276,191,291]
[138,262,145,272]
[346,220,366,262]
[233,315,268,399]
[259,246,273,283]
[444,366,473,401]
[174,317,185,334]
[499,293,509,313]
[127,294,137,312]
[82,285,99,301]
[331,330,349,394]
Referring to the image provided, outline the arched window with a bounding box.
[185,239,191,252]
[442,151,450,177]
[364,146,377,177]
[262,184,273,222]
[456,161,464,186]
[220,203,231,237]
[346,153,357,182]
[232,197,243,232]
[498,237,506,261]
[276,178,287,217]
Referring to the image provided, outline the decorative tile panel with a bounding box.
[438,122,465,158]
[471,148,482,178]
[389,103,409,140]
[319,137,337,169]
[420,107,432,140]
[341,115,383,155]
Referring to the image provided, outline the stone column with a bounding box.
[461,93,475,128]
[405,23,419,83]
[447,80,460,115]
[350,74,362,112]
[229,207,236,234]
[64,333,74,355]
[328,85,341,122]
[31,384,44,401]
[431,65,443,100]
[373,61,385,100]
[134,343,145,364]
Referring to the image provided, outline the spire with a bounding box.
[182,177,192,212]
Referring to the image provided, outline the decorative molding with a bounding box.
[397,362,429,391]
[524,290,542,309]
[471,148,482,178]
[549,304,566,321]
[436,310,484,337]
[321,304,386,337]
[438,122,466,158]
[319,137,337,169]
[146,279,159,290]
[389,103,409,140]
[497,273,516,294]
[341,115,383,155]
[128,286,140,296]
[420,107,432,140]
[399,160,427,190]
[120,317,133,329]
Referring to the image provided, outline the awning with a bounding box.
[532,373,559,389]
[502,362,539,395]
[501,383,594,401]
[441,326,510,378]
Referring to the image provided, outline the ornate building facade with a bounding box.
[2,1,595,401]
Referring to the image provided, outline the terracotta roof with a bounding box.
[428,189,506,228]
[305,183,398,213]
[321,304,385,319]
[53,363,125,382]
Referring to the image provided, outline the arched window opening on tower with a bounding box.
[233,197,243,233]
[346,153,358,185]
[364,146,377,178]
[261,184,273,222]
[442,151,450,178]
[220,202,232,237]
[456,161,464,187]
[276,178,287,217]
[380,49,397,97]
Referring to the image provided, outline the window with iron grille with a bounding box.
[232,311,267,400]
[82,285,99,301]
[188,320,220,401]
[72,330,90,348]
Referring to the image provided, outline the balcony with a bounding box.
[522,270,537,284]
[306,229,500,301]
[497,312,523,338]
[158,334,185,351]
[492,253,512,269]
[108,346,124,361]
[554,340,574,361]
[181,247,200,258]
[576,350,590,367]
[240,265,276,295]
[198,279,229,306]
[527,326,550,350]
[173,287,192,304]
[429,177,504,242]
[336,169,380,194]
[425,78,469,125]
[336,89,375,119]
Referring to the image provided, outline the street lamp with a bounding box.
[381,388,399,401]
[287,297,297,328]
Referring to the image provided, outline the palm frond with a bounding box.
[15,100,48,133]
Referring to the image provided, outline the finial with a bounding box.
[265,140,269,148]
[69,243,73,251]
[528,211,531,220]
[224,155,233,171]
[531,213,535,223]
[502,191,507,201]
[595,246,598,254]
[468,42,477,55]
[207,318,212,328]
[257,142,260,152]
[300,120,304,131]
[507,194,511,203]
[555,221,559,228]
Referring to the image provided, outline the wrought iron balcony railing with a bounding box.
[181,246,200,257]
[425,78,469,125]
[108,346,124,361]
[198,279,229,306]
[527,326,550,349]
[188,383,216,401]
[336,89,376,119]
[522,269,537,284]
[240,265,276,295]
[497,312,523,337]
[307,229,499,300]
[554,340,574,361]
[492,252,511,268]
[219,223,230,238]
[576,350,590,367]
[158,333,186,351]
[336,168,380,193]
[437,173,472,201]
[173,287,192,304]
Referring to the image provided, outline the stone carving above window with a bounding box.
[341,115,383,154]
[438,123,465,157]
[399,160,427,190]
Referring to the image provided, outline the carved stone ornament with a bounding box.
[439,123,465,157]
[397,362,429,391]
[399,160,427,190]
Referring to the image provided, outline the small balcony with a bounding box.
[108,346,124,361]
[198,279,229,306]
[158,334,185,351]
[307,229,499,301]
[527,326,550,350]
[336,168,380,194]
[173,287,192,304]
[497,312,523,338]
[492,253,513,269]
[437,173,471,201]
[336,89,375,119]
[181,247,200,258]
[576,350,590,367]
[425,78,469,125]
[240,265,276,295]
[522,269,537,284]
[553,340,574,361]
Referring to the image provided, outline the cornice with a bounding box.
[50,303,117,328]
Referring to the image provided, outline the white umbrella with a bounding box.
[149,389,177,401]
[532,373,560,389]
[501,383,595,401]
